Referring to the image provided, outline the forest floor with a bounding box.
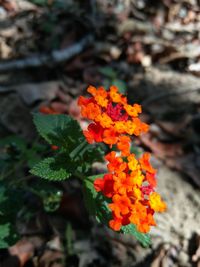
[0,0,200,267]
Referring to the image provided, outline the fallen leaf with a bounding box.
[140,132,183,159]
[9,239,34,267]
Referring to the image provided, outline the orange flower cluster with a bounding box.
[78,85,166,233]
[78,85,149,150]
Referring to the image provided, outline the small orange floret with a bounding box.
[149,192,167,212]
[83,123,103,144]
[124,103,142,117]
[95,87,108,108]
[146,172,157,187]
[127,154,139,171]
[87,85,97,96]
[94,173,114,198]
[103,127,118,145]
[109,85,123,103]
[139,153,156,174]
[78,95,93,106]
[113,172,133,195]
[109,194,131,216]
[109,217,122,231]
[97,113,113,128]
[105,151,123,172]
[81,102,101,121]
[117,135,131,156]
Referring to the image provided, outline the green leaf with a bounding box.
[33,113,83,150]
[0,224,10,248]
[30,154,71,181]
[83,174,106,216]
[99,67,117,79]
[28,0,48,6]
[83,174,111,223]
[83,175,100,215]
[112,79,127,94]
[25,149,42,168]
[0,223,19,248]
[0,186,22,248]
[0,186,7,205]
[121,224,151,247]
[0,135,27,151]
[95,194,112,224]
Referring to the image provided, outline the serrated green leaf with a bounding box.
[30,154,71,181]
[121,224,151,247]
[33,113,83,150]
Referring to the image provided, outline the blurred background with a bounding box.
[0,0,200,266]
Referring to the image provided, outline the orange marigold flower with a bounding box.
[149,192,166,212]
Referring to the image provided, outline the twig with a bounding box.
[0,35,93,72]
[142,88,200,106]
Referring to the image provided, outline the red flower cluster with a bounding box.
[78,85,166,233]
